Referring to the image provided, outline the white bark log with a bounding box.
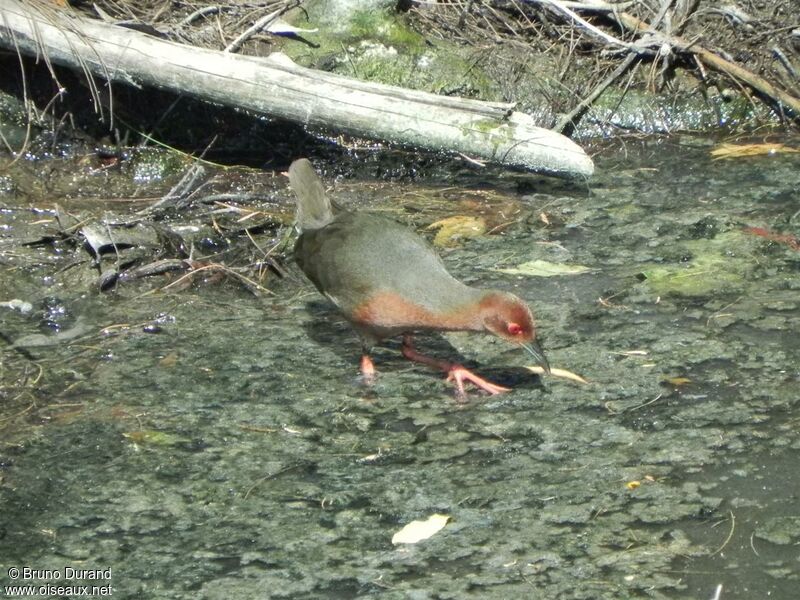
[0,0,594,178]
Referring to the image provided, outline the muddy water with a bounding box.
[1,138,798,599]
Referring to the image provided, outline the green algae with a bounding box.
[638,230,757,296]
[282,2,499,99]
[755,516,800,545]
[129,148,190,183]
[347,9,424,48]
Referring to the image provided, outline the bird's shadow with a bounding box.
[300,300,545,391]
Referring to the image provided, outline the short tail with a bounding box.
[288,158,333,231]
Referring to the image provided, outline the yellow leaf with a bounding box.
[123,431,189,446]
[159,352,178,367]
[710,143,799,159]
[663,377,691,386]
[392,514,450,545]
[626,481,641,490]
[526,366,589,384]
[494,260,593,277]
[427,216,486,247]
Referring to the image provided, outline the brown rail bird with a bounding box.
[289,158,549,397]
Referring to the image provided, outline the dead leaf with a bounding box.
[427,216,486,247]
[159,352,178,367]
[494,260,593,277]
[710,142,799,159]
[123,431,189,446]
[392,514,450,545]
[663,377,691,386]
[526,366,589,384]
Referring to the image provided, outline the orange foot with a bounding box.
[400,334,510,398]
[360,354,376,385]
[446,365,511,398]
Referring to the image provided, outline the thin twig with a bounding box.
[178,5,221,27]
[557,53,639,134]
[625,393,663,412]
[710,510,735,556]
[243,462,307,499]
[532,0,640,50]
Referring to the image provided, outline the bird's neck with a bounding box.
[433,289,492,332]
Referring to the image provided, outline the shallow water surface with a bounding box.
[1,139,799,598]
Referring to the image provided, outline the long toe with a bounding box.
[446,365,511,396]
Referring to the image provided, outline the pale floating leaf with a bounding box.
[392,514,450,545]
[526,366,589,384]
[494,260,593,277]
[427,215,486,247]
[0,299,33,313]
[123,430,190,446]
[710,142,799,159]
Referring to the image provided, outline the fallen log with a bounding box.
[0,0,594,178]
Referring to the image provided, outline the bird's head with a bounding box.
[480,291,550,374]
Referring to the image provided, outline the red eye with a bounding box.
[507,322,523,335]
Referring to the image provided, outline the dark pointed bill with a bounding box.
[523,340,550,375]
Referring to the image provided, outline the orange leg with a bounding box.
[400,334,510,397]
